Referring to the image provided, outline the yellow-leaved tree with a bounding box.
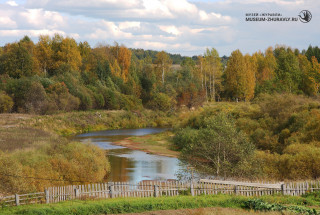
[118,46,132,82]
[35,35,53,77]
[225,50,256,101]
[244,54,256,101]
[51,34,82,74]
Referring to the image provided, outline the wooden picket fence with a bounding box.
[2,180,320,207]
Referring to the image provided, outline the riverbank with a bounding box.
[113,130,179,158]
[27,109,180,158]
[0,110,181,194]
[24,109,177,136]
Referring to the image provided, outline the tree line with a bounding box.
[0,35,319,114]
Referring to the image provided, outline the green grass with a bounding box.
[2,192,320,215]
[0,195,245,215]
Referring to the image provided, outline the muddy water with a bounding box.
[74,128,181,183]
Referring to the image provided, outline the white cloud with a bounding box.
[159,25,180,36]
[25,0,233,25]
[85,20,134,40]
[0,0,318,57]
[164,0,198,14]
[119,22,141,30]
[227,0,304,5]
[142,0,173,18]
[20,9,65,29]
[0,29,66,37]
[26,0,141,10]
[0,16,17,28]
[6,0,18,7]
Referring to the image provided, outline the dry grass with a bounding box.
[0,113,32,127]
[22,109,175,136]
[0,127,59,151]
[115,131,179,157]
[0,114,61,152]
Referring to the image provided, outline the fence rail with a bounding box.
[0,192,45,207]
[1,180,320,207]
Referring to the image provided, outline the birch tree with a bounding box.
[203,48,222,101]
[155,51,172,84]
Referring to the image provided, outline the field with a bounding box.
[0,114,61,152]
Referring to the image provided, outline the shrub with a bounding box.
[46,82,80,112]
[50,142,110,183]
[146,93,175,112]
[243,198,318,214]
[0,152,28,194]
[76,87,93,110]
[0,142,110,194]
[175,113,255,178]
[5,78,31,112]
[0,91,13,113]
[25,82,49,114]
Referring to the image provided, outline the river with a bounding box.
[74,128,181,183]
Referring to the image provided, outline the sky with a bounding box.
[0,0,319,56]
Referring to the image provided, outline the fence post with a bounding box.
[234,185,238,195]
[190,182,194,196]
[109,185,115,198]
[15,194,20,206]
[281,184,285,195]
[45,189,50,204]
[154,185,159,197]
[74,187,80,199]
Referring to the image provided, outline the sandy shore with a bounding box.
[113,137,179,158]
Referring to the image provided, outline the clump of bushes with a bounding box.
[174,113,256,178]
[243,198,318,214]
[0,142,109,194]
[0,91,13,113]
[174,94,320,180]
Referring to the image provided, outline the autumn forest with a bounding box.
[0,35,319,114]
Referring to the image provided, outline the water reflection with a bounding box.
[74,128,181,183]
